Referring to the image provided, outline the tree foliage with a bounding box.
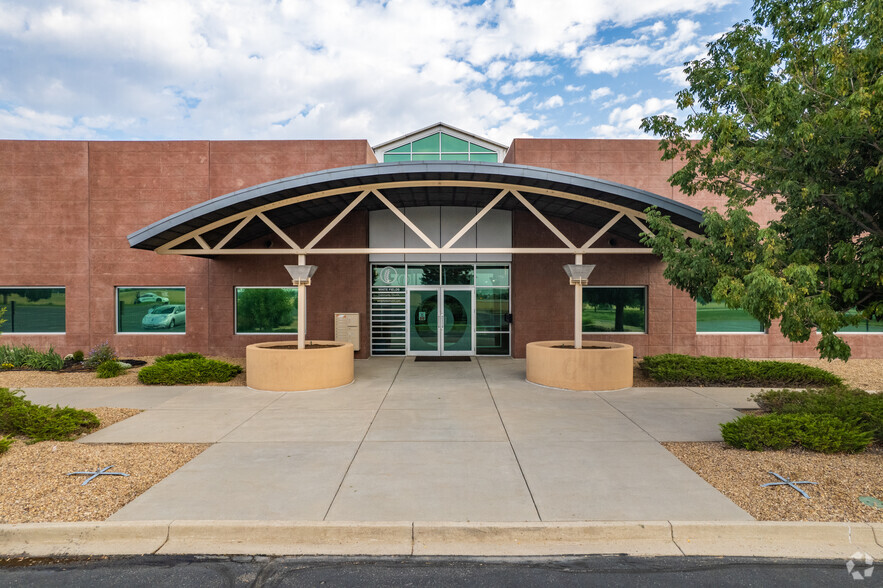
[640,0,883,360]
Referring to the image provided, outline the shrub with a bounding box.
[155,352,204,363]
[84,341,116,369]
[0,388,99,442]
[721,413,874,453]
[640,354,841,387]
[0,344,64,371]
[96,359,126,379]
[138,358,242,385]
[751,386,883,443]
[72,350,85,362]
[0,434,13,455]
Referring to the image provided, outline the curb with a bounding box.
[2,521,882,559]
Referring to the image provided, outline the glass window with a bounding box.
[476,288,509,332]
[582,287,646,333]
[477,332,510,355]
[475,266,509,287]
[373,265,406,287]
[407,265,441,285]
[412,153,441,161]
[469,153,497,162]
[0,287,65,333]
[412,133,440,152]
[387,144,411,154]
[440,153,470,161]
[117,287,186,333]
[443,265,474,285]
[837,309,883,333]
[696,299,764,333]
[383,153,411,162]
[469,143,495,153]
[441,133,468,152]
[235,287,298,334]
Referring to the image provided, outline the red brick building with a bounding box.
[1,123,879,359]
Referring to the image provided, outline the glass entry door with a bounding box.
[408,288,473,355]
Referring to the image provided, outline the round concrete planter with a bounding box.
[246,340,354,391]
[526,340,634,391]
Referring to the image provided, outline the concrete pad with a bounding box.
[326,441,539,521]
[381,387,496,410]
[366,409,507,442]
[687,387,763,409]
[0,521,171,557]
[58,386,190,409]
[672,521,883,559]
[15,387,80,406]
[413,522,681,556]
[153,386,282,410]
[78,408,261,443]
[110,442,359,521]
[160,521,413,556]
[598,388,727,409]
[221,410,376,442]
[499,408,650,442]
[511,440,753,521]
[491,387,611,413]
[617,407,743,442]
[266,388,388,411]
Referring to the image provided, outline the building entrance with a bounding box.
[408,288,473,355]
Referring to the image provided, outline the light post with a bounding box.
[284,263,318,350]
[563,264,595,349]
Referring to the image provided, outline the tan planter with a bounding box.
[526,340,634,391]
[246,341,354,391]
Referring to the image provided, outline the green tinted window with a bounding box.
[441,133,468,152]
[583,287,646,333]
[412,153,441,161]
[475,266,509,287]
[440,153,470,161]
[476,288,509,332]
[696,300,764,332]
[837,309,883,332]
[443,265,474,285]
[407,265,441,285]
[469,152,497,162]
[0,287,65,333]
[412,133,440,152]
[117,287,186,333]
[477,332,510,355]
[387,144,411,154]
[469,143,494,153]
[384,153,411,162]
[372,265,406,287]
[236,288,298,334]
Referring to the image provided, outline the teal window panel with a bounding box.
[469,152,497,162]
[696,299,764,332]
[117,287,186,333]
[469,143,495,153]
[407,265,441,285]
[440,153,469,161]
[412,153,440,161]
[0,287,65,333]
[235,287,298,334]
[412,133,440,152]
[387,144,411,154]
[440,133,469,152]
[475,266,509,287]
[443,265,474,285]
[384,153,412,162]
[582,287,646,333]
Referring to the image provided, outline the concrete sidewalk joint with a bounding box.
[2,521,882,559]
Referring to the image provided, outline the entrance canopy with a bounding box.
[127,161,704,256]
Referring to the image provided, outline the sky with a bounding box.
[0,0,752,146]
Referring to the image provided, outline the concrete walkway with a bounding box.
[20,358,760,523]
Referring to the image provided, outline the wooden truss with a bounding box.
[157,180,699,256]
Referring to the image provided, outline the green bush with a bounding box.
[138,358,242,385]
[751,386,883,443]
[84,341,116,369]
[96,359,126,379]
[0,388,99,442]
[0,434,13,455]
[721,413,874,453]
[155,352,204,363]
[0,344,64,370]
[72,350,85,362]
[640,354,841,387]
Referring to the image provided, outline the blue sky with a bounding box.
[0,0,751,145]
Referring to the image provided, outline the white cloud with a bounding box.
[0,0,736,143]
[589,87,613,100]
[590,97,677,138]
[537,95,564,109]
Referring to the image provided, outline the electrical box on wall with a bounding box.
[334,313,360,351]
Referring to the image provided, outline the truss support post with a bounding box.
[574,254,583,350]
[298,255,306,350]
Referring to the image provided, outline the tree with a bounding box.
[640,0,883,360]
[236,289,296,333]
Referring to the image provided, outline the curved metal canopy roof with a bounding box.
[128,161,703,254]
